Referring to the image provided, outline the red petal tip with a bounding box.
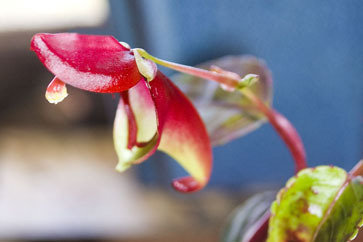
[172,177,202,193]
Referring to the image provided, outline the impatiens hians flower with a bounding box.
[31,33,212,192]
[31,32,307,193]
[30,32,318,242]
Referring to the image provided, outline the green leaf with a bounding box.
[172,55,272,146]
[267,165,363,242]
[314,176,363,241]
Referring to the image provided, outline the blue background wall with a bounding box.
[102,0,362,188]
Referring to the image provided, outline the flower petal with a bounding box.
[31,33,143,93]
[113,73,212,192]
[149,72,213,192]
[113,80,159,172]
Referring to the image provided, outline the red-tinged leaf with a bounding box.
[114,72,212,192]
[31,33,143,93]
[267,164,363,242]
[172,55,272,146]
[221,191,275,242]
[239,162,362,242]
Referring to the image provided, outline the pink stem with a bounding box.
[242,89,307,173]
[349,160,363,177]
[135,48,239,88]
[156,60,239,88]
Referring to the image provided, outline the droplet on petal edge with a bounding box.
[133,49,157,82]
[172,176,202,193]
[45,77,68,104]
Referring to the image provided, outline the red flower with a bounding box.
[31,33,212,193]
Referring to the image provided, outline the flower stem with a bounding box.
[241,88,307,172]
[350,160,363,177]
[134,48,239,88]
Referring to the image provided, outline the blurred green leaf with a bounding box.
[267,166,363,242]
[172,55,272,146]
[221,191,276,242]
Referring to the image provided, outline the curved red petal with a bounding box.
[113,73,212,192]
[149,72,213,192]
[31,33,143,93]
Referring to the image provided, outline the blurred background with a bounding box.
[0,0,362,241]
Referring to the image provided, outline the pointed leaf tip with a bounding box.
[172,177,202,193]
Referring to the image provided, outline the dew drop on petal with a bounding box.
[45,77,68,104]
